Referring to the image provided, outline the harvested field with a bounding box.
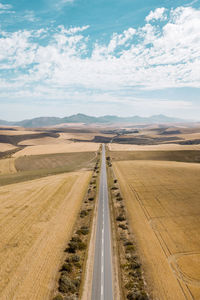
[0,171,91,300]
[0,152,96,186]
[111,150,200,163]
[13,142,99,157]
[109,143,200,151]
[0,158,16,175]
[15,152,96,172]
[113,160,200,300]
[18,136,65,146]
[0,143,17,152]
[0,129,39,135]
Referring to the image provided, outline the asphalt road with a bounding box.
[91,144,113,300]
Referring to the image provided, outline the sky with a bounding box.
[0,0,200,121]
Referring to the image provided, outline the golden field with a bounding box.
[0,171,91,300]
[0,158,16,175]
[13,142,100,157]
[0,143,17,152]
[113,160,200,300]
[109,143,200,151]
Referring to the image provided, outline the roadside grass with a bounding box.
[111,150,200,163]
[0,152,96,186]
[106,148,149,300]
[52,150,101,300]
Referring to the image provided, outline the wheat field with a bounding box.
[114,160,200,300]
[0,171,91,300]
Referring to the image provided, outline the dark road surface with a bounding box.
[91,144,113,300]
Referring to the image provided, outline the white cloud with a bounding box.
[0,6,200,103]
[146,7,167,22]
[0,2,12,10]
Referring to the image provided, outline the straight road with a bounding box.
[91,144,113,300]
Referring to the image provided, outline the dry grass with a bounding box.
[0,171,91,300]
[13,142,100,157]
[114,160,200,300]
[0,143,17,152]
[0,158,16,175]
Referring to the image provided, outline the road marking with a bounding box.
[101,183,105,300]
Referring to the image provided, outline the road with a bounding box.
[91,144,113,300]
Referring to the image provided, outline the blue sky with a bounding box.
[0,0,200,120]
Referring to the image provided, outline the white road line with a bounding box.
[101,185,105,300]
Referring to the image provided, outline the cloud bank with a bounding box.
[0,6,199,102]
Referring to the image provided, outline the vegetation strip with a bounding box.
[106,150,149,300]
[52,150,101,300]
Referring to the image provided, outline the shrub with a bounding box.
[61,263,72,273]
[129,262,141,270]
[129,269,142,278]
[71,236,81,243]
[124,241,133,246]
[116,197,123,201]
[78,241,87,250]
[80,210,88,218]
[59,275,76,293]
[76,226,89,235]
[125,245,135,253]
[88,197,94,201]
[66,242,77,253]
[127,290,148,300]
[119,224,127,230]
[71,255,80,263]
[125,281,135,290]
[111,186,118,190]
[116,214,126,222]
[74,262,81,268]
[72,277,81,288]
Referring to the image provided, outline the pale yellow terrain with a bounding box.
[109,143,200,151]
[0,143,17,152]
[114,160,200,300]
[0,171,91,300]
[0,130,39,135]
[18,136,71,146]
[13,142,100,157]
[0,158,16,174]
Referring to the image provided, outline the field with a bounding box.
[0,152,96,186]
[109,143,200,151]
[0,158,16,175]
[0,171,91,300]
[0,143,17,152]
[113,159,200,299]
[111,150,200,163]
[13,142,99,157]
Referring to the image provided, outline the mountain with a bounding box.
[0,114,188,128]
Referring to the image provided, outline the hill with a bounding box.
[0,114,188,128]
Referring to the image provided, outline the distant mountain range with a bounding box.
[0,114,189,128]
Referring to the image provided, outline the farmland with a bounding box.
[0,171,91,300]
[113,159,200,299]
